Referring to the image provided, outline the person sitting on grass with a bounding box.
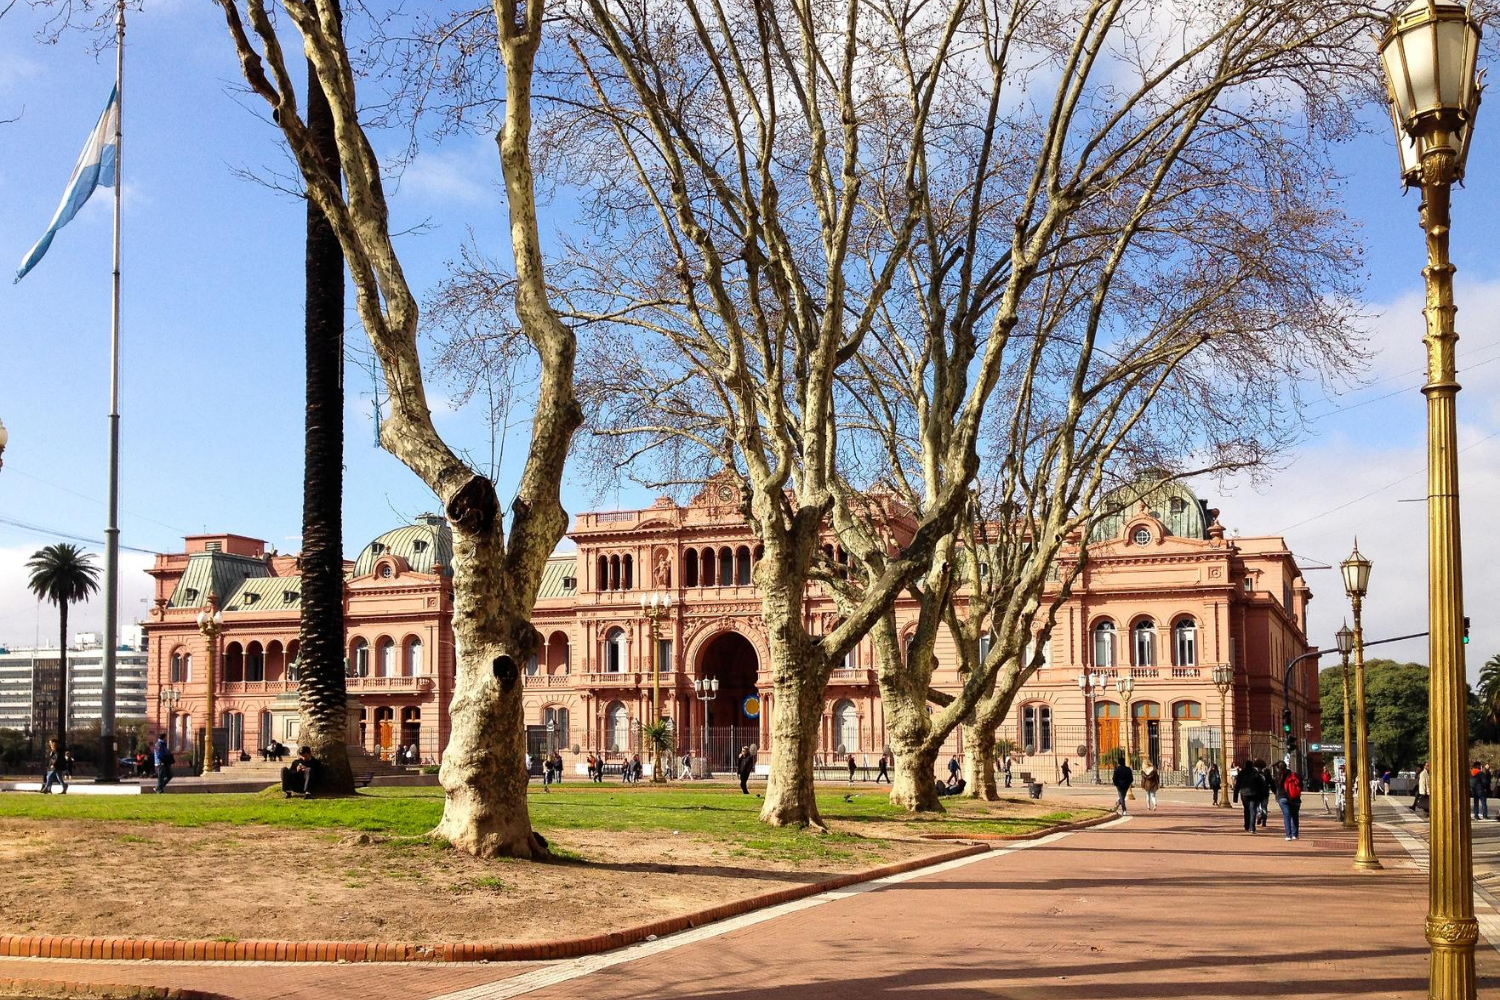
[936,775,967,797]
[281,746,320,799]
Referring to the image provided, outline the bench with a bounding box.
[355,771,375,788]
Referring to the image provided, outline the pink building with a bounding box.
[142,482,1319,779]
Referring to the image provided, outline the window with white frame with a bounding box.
[1173,618,1197,667]
[1092,621,1116,668]
[1132,620,1156,667]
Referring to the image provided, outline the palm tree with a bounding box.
[26,544,100,754]
[1478,655,1500,741]
[296,0,354,795]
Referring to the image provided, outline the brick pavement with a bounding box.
[4,800,1497,999]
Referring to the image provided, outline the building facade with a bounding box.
[0,628,149,734]
[141,482,1319,779]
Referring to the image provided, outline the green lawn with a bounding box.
[0,785,1101,864]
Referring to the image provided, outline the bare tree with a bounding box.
[547,0,1370,822]
[216,0,580,858]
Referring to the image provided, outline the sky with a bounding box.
[0,4,1498,684]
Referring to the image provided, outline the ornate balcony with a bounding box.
[523,674,575,689]
[828,668,876,686]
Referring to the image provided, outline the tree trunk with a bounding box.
[296,0,354,796]
[432,539,547,858]
[889,737,942,812]
[56,602,68,753]
[759,673,826,829]
[963,723,999,800]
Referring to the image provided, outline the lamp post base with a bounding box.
[1353,856,1384,872]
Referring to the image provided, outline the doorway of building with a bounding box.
[374,706,395,760]
[697,631,759,769]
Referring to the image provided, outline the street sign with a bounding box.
[1311,742,1343,753]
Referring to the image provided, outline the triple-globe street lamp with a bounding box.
[1334,622,1357,830]
[1076,670,1103,782]
[639,590,672,783]
[1211,664,1233,809]
[693,676,719,778]
[1114,674,1135,798]
[195,600,224,777]
[1341,543,1380,873]
[1379,2,1482,991]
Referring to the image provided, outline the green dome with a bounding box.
[353,514,454,577]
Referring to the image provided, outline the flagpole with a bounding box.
[98,0,125,783]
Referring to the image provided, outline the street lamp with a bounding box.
[640,590,672,783]
[1380,3,1482,989]
[195,598,224,777]
[1211,664,1233,810]
[1077,671,1103,782]
[1334,622,1357,830]
[693,675,718,778]
[1341,543,1380,872]
[1114,674,1135,797]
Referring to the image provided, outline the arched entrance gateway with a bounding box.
[696,631,760,770]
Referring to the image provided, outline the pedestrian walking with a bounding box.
[1413,762,1430,814]
[1320,768,1333,814]
[62,749,76,778]
[1061,759,1071,786]
[40,739,68,794]
[1255,759,1272,827]
[1111,759,1133,814]
[1233,759,1265,833]
[1002,756,1012,788]
[1140,762,1160,811]
[847,753,858,785]
[876,752,891,784]
[1471,763,1488,820]
[681,752,693,780]
[1274,762,1302,840]
[737,746,755,794]
[153,733,174,794]
[1483,764,1494,821]
[1208,762,1222,806]
[947,755,960,783]
[1194,758,1208,789]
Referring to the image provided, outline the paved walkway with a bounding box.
[3,799,1496,999]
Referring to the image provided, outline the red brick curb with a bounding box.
[0,977,228,999]
[0,843,989,966]
[917,810,1117,841]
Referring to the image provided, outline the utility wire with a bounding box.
[0,514,159,555]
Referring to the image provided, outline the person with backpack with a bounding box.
[1208,762,1222,806]
[153,733,174,794]
[1110,758,1133,814]
[1275,762,1303,840]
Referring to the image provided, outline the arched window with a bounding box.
[525,654,539,676]
[832,698,857,753]
[223,642,244,683]
[544,706,571,748]
[265,640,284,681]
[718,546,733,586]
[1092,620,1116,668]
[546,631,570,675]
[1173,618,1197,667]
[223,711,244,752]
[405,637,423,676]
[1022,704,1053,754]
[1173,701,1202,723]
[701,548,715,586]
[684,549,699,587]
[170,650,186,683]
[377,638,396,678]
[596,555,608,591]
[1132,620,1156,667]
[736,546,752,585]
[350,638,369,677]
[285,642,298,683]
[605,700,629,751]
[246,642,265,682]
[753,544,764,563]
[623,554,634,590]
[258,709,272,750]
[400,707,422,757]
[605,628,626,673]
[609,554,621,591]
[1095,701,1122,756]
[978,632,992,665]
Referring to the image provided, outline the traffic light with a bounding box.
[1463,616,1471,644]
[1282,708,1293,735]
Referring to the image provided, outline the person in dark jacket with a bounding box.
[41,739,67,794]
[281,745,320,798]
[1061,759,1072,786]
[1471,763,1489,820]
[876,752,891,784]
[153,733,174,794]
[1233,760,1266,833]
[1111,760,1133,814]
[736,746,755,794]
[1208,762,1222,805]
[847,753,858,784]
[1254,759,1273,826]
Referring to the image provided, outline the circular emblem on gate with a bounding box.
[742,694,761,719]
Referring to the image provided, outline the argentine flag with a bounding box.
[15,85,120,283]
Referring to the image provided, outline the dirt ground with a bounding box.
[0,818,944,945]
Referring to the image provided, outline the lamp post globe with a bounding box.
[1340,542,1372,600]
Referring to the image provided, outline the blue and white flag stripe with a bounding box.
[15,85,119,283]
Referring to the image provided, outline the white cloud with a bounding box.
[392,144,499,207]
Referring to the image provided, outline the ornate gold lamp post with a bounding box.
[1212,664,1233,809]
[1341,544,1380,872]
[1114,674,1135,798]
[1335,622,1357,830]
[195,599,224,776]
[640,590,672,783]
[1379,3,1482,991]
